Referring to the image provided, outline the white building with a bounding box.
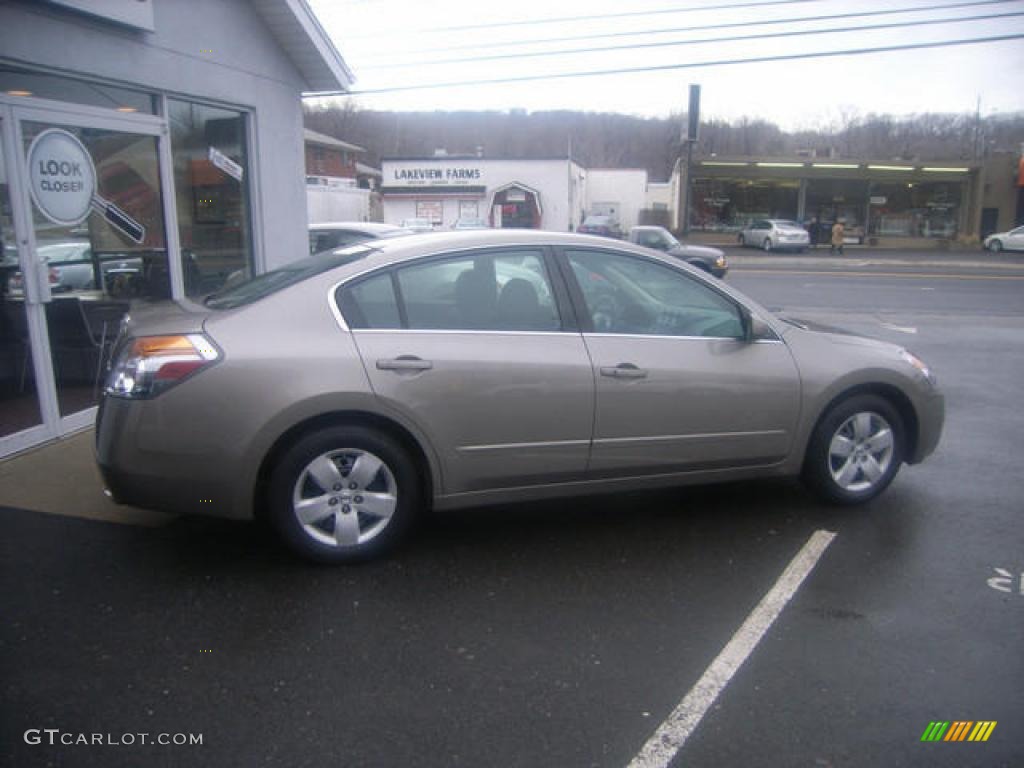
[380,155,668,232]
[0,0,351,457]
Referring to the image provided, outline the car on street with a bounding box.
[452,217,489,230]
[738,219,810,251]
[400,217,437,233]
[983,225,1024,253]
[577,215,623,238]
[96,230,944,564]
[627,225,728,278]
[309,222,412,254]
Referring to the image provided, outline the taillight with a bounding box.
[106,334,220,399]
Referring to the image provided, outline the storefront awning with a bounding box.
[380,186,486,195]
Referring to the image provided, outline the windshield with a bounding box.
[205,245,373,310]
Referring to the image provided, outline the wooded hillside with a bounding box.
[304,103,1024,182]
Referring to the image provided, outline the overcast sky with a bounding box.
[307,0,1024,130]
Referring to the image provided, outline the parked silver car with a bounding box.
[738,219,810,251]
[983,225,1024,253]
[309,222,412,254]
[96,230,943,563]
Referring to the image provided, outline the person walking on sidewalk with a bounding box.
[831,219,845,255]
[807,217,819,249]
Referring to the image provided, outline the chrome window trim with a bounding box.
[582,332,783,344]
[351,328,581,338]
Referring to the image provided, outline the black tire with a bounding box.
[988,239,1003,253]
[762,238,773,252]
[801,394,905,505]
[268,425,420,563]
[738,234,746,246]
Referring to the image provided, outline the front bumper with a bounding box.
[909,389,945,464]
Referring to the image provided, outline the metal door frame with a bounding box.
[0,96,179,457]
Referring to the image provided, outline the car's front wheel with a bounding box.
[802,394,905,504]
[268,426,419,563]
[762,238,773,252]
[987,239,1003,253]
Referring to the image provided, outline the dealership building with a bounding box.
[0,0,351,458]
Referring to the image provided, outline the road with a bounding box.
[2,252,1022,767]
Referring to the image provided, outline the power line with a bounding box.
[326,33,1024,96]
[346,0,817,39]
[354,0,1017,60]
[360,9,1024,70]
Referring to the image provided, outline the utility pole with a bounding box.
[680,84,700,237]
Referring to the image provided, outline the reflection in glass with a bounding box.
[20,122,168,418]
[1,123,44,438]
[168,100,253,297]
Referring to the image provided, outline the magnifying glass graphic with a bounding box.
[28,128,147,244]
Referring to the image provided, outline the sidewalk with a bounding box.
[721,246,1024,271]
[0,429,172,526]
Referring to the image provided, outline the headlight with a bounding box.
[900,349,935,385]
[106,334,220,399]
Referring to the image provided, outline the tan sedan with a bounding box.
[96,230,943,563]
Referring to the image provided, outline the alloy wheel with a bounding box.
[827,411,895,493]
[291,448,398,548]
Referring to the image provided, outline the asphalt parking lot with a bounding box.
[2,251,1022,767]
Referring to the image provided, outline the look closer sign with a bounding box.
[27,128,146,244]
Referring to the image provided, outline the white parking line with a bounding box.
[627,530,837,768]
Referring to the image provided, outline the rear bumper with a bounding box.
[95,396,250,520]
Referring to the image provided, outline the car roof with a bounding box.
[310,222,403,234]
[326,229,669,277]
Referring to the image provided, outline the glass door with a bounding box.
[1,101,174,456]
[0,114,46,448]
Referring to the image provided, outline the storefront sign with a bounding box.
[27,128,145,243]
[28,129,95,226]
[209,147,243,182]
[388,162,485,187]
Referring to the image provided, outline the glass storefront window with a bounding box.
[167,99,252,296]
[868,182,962,238]
[690,178,799,232]
[1,66,156,114]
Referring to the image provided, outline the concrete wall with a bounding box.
[307,185,371,224]
[0,0,311,269]
[585,169,648,231]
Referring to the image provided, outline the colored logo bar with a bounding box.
[921,721,997,742]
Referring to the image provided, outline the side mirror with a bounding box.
[741,308,772,342]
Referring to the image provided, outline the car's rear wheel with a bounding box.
[988,239,1003,253]
[802,394,905,504]
[762,238,773,252]
[268,426,419,563]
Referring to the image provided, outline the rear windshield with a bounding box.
[204,245,373,310]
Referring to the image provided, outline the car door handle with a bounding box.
[600,364,647,379]
[376,356,433,372]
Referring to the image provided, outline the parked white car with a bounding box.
[983,226,1024,253]
[738,219,810,252]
